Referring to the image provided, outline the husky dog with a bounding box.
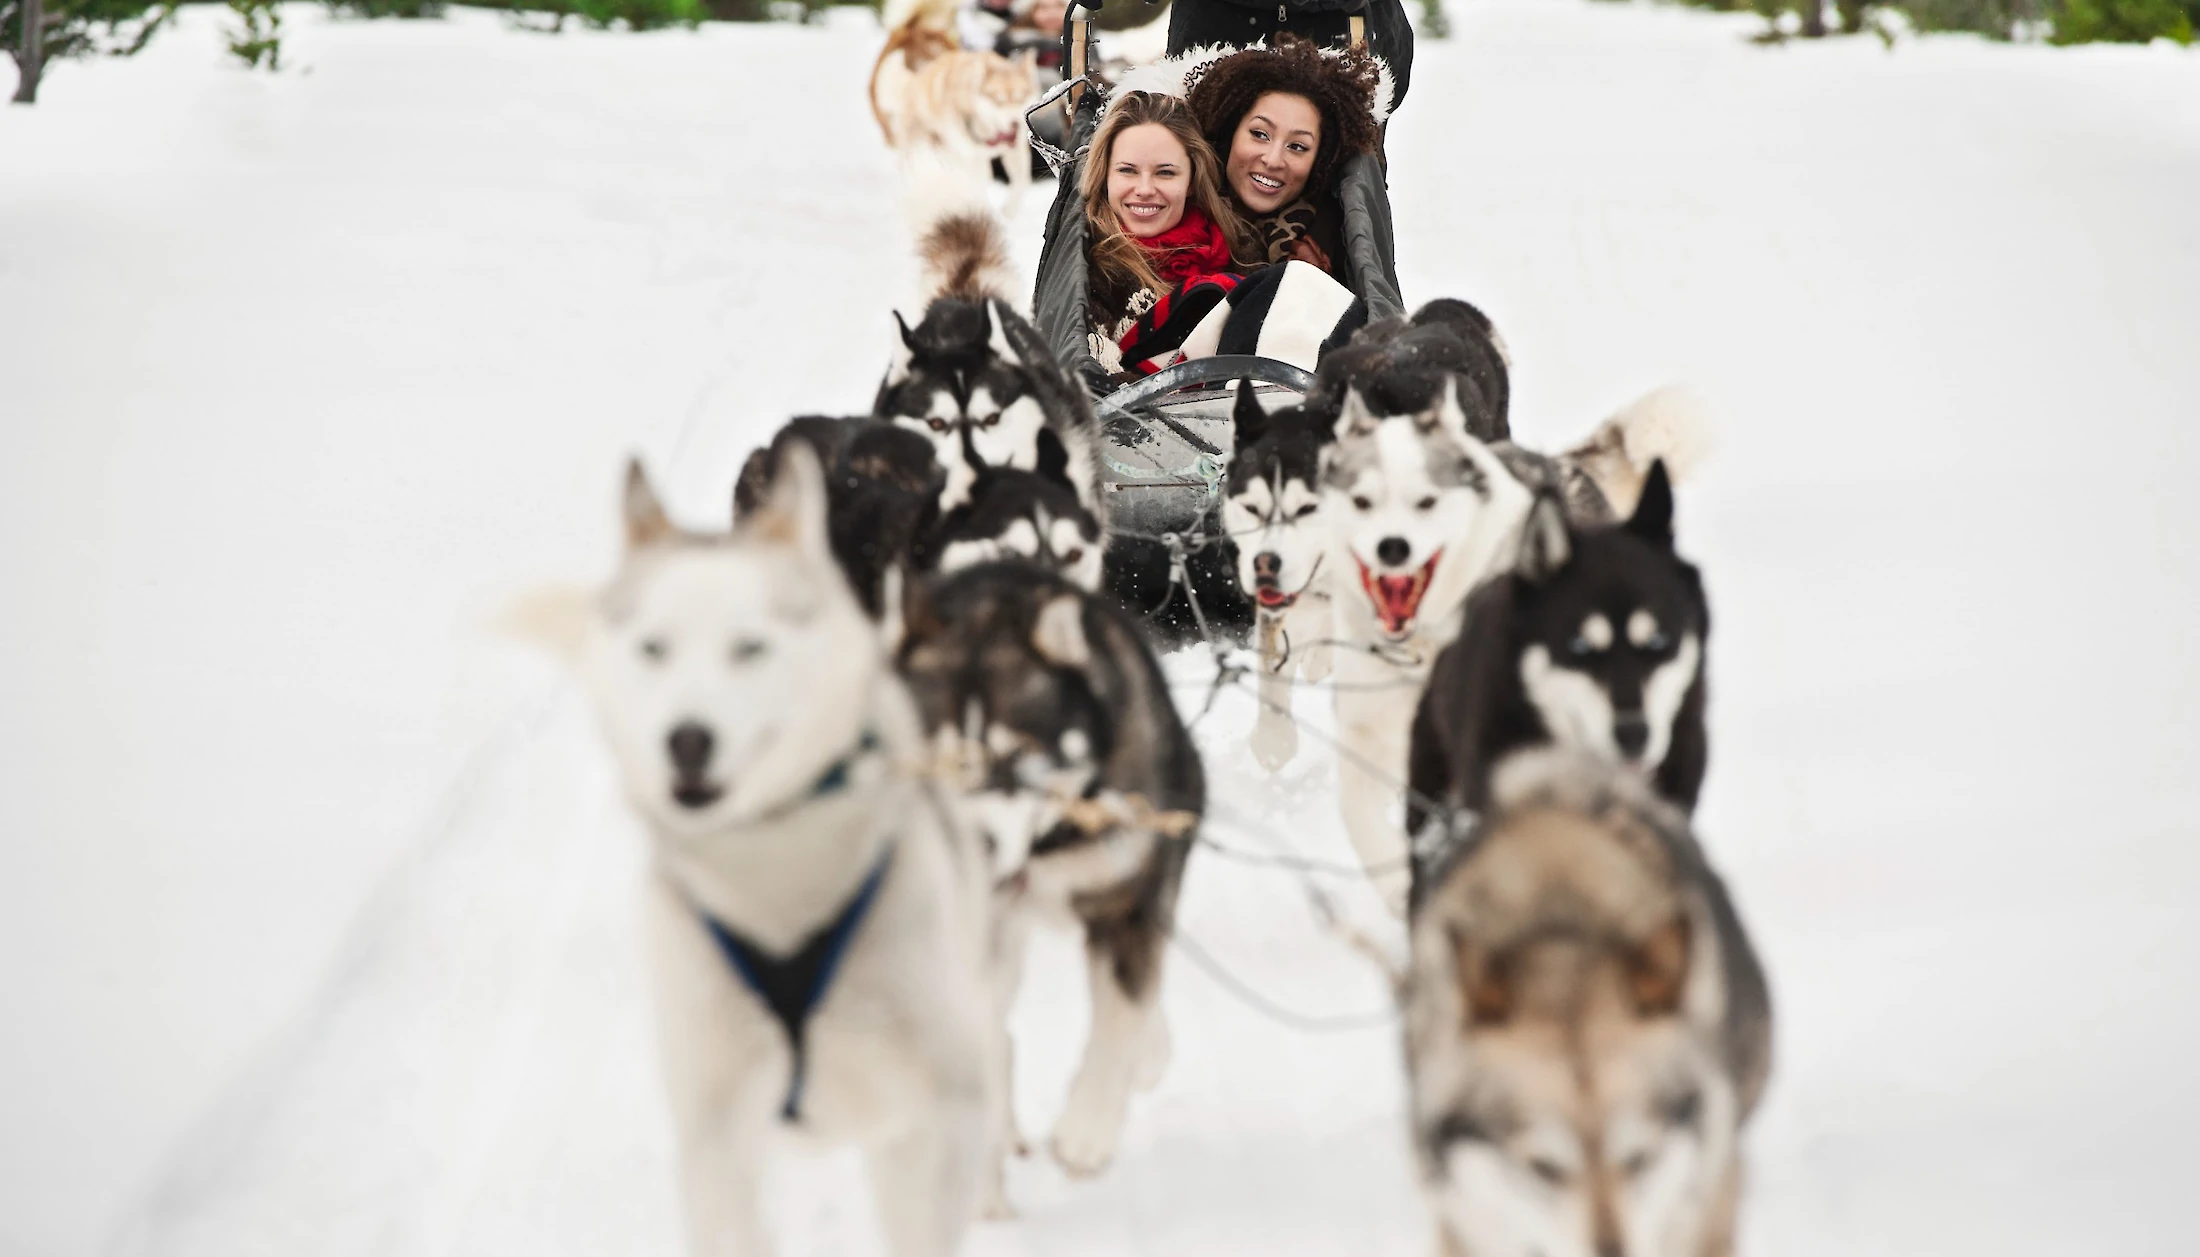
[933,466,1105,590]
[875,290,1102,520]
[1408,463,1710,850]
[894,563,1200,1187]
[1323,361,1706,910]
[1220,381,1337,770]
[1405,749,1771,1257]
[1219,299,1515,771]
[564,449,997,1257]
[735,417,945,619]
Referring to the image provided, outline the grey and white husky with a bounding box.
[1322,368,1708,910]
[565,450,999,1257]
[1408,462,1711,854]
[1406,749,1771,1257]
[893,562,1200,1189]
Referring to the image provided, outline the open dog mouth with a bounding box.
[1253,554,1322,611]
[1355,552,1440,638]
[978,125,1018,148]
[672,781,724,810]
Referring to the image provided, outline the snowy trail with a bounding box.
[5,4,2199,1255]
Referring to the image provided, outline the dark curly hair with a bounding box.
[1183,35,1385,203]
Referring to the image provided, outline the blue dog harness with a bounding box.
[693,732,891,1123]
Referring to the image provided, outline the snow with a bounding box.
[3,3,2198,1255]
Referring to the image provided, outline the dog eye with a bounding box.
[730,638,768,663]
[1527,1156,1571,1187]
[1642,630,1671,652]
[1352,495,1373,511]
[927,418,950,432]
[1568,635,1600,657]
[1415,496,1437,511]
[1294,503,1319,519]
[975,414,999,429]
[639,637,668,663]
[1619,1149,1655,1179]
[1061,546,1085,565]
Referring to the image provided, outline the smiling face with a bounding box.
[1108,122,1192,239]
[1226,91,1322,215]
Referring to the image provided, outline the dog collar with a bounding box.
[747,729,883,824]
[809,729,881,799]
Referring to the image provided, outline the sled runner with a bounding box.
[1026,1,1405,541]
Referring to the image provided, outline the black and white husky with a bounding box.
[1221,381,1337,770]
[893,562,1200,1188]
[874,204,1103,520]
[1407,462,1710,856]
[564,448,999,1257]
[932,466,1105,591]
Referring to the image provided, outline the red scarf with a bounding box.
[1131,205,1237,290]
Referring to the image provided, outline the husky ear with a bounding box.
[1031,592,1090,668]
[1626,459,1675,550]
[1627,915,1692,1017]
[894,309,921,353]
[1232,377,1270,448]
[748,441,832,564]
[623,457,675,549]
[1433,377,1473,444]
[1515,493,1571,582]
[1450,929,1513,1027]
[986,301,1019,364]
[1333,386,1378,441]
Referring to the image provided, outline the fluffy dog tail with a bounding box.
[903,151,1014,303]
[1564,385,1714,518]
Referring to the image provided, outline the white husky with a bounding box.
[1322,384,1707,911]
[557,448,999,1257]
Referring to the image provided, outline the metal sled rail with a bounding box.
[1094,356,1316,420]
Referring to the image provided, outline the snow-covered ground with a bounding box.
[3,3,2198,1254]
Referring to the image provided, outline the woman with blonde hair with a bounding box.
[1082,90,1258,376]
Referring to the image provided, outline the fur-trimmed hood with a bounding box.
[1103,41,1394,127]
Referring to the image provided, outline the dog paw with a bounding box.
[982,1173,1018,1221]
[1049,1085,1128,1177]
[1250,715,1298,772]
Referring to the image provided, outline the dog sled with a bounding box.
[1026,1,1406,545]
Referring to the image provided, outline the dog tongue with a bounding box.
[1358,553,1438,636]
[1256,587,1289,608]
[1375,576,1419,631]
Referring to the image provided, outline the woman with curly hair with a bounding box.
[1185,35,1388,277]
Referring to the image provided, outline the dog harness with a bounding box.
[693,732,891,1123]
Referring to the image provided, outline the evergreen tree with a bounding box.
[4,0,170,103]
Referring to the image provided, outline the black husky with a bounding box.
[1406,462,1710,845]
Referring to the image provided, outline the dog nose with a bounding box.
[667,722,715,777]
[1376,536,1411,567]
[1252,551,1282,581]
[1614,714,1650,759]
